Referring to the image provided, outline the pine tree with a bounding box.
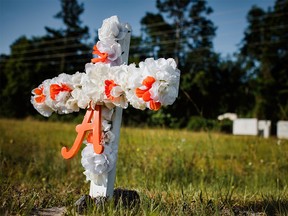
[0,0,90,118]
[240,0,288,122]
[45,0,90,74]
[140,0,219,125]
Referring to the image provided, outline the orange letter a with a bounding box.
[61,105,104,159]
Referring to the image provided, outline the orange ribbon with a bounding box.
[91,45,108,63]
[105,80,118,100]
[50,83,72,100]
[136,76,161,110]
[61,105,104,159]
[33,86,46,103]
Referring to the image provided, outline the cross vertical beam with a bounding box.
[89,24,131,199]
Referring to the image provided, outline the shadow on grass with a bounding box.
[189,199,288,215]
[141,192,288,215]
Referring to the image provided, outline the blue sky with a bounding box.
[0,0,274,57]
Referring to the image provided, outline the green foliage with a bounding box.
[140,0,221,123]
[45,0,90,74]
[218,119,233,134]
[0,0,90,118]
[240,0,288,121]
[187,116,218,131]
[128,36,145,64]
[0,36,44,117]
[0,119,287,215]
[1,0,287,130]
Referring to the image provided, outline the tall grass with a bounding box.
[0,118,287,215]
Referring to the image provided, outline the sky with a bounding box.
[0,0,274,57]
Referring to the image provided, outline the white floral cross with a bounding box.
[31,16,180,198]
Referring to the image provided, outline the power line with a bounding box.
[0,51,91,62]
[1,13,287,60]
[141,10,288,29]
[1,36,287,64]
[5,21,288,57]
[10,43,90,56]
[11,35,92,49]
[3,11,287,55]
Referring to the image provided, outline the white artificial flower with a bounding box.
[65,97,80,113]
[71,72,85,88]
[137,58,180,106]
[159,84,179,105]
[82,170,107,186]
[81,143,117,185]
[31,101,54,117]
[102,106,114,121]
[104,131,115,144]
[107,85,128,108]
[98,16,128,41]
[30,83,54,117]
[95,40,122,66]
[82,63,110,104]
[123,65,147,109]
[70,88,90,109]
[102,120,111,132]
[125,92,147,110]
[42,73,74,114]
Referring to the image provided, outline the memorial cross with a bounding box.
[31,16,180,200]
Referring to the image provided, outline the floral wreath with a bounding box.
[31,16,180,186]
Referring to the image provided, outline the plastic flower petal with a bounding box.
[98,16,128,41]
[31,84,54,117]
[105,80,118,100]
[92,41,122,66]
[32,86,46,103]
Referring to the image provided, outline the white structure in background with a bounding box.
[218,113,237,121]
[258,120,271,138]
[232,118,258,136]
[277,121,288,139]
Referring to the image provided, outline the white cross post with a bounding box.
[89,24,131,198]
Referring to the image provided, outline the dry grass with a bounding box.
[0,118,287,215]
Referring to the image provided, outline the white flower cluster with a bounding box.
[81,106,117,186]
[98,15,129,41]
[31,58,180,117]
[92,16,128,66]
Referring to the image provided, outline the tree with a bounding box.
[141,12,177,61]
[45,0,90,74]
[240,0,288,122]
[140,0,218,126]
[0,37,40,117]
[128,35,149,64]
[0,0,90,118]
[217,56,254,116]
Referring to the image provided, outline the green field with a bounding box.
[0,119,287,215]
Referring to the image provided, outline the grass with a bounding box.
[0,118,287,215]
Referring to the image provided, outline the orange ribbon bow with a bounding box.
[50,83,72,100]
[91,45,108,63]
[136,76,161,111]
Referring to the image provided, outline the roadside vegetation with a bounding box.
[0,119,287,215]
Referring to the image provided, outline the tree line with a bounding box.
[0,0,287,132]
